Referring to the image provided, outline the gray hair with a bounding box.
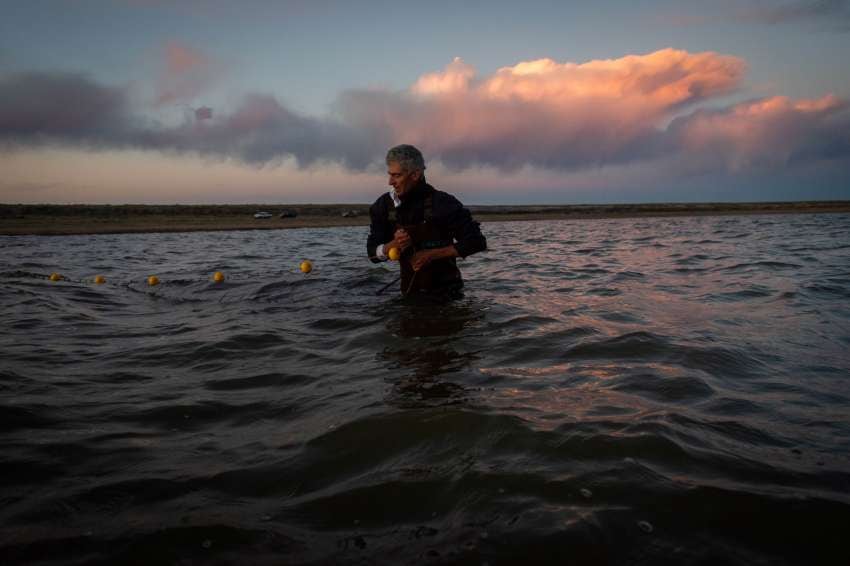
[386,144,426,172]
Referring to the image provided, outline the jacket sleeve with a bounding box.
[446,196,487,258]
[367,198,391,263]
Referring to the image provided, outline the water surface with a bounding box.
[2,214,849,565]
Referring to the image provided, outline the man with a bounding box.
[367,144,486,296]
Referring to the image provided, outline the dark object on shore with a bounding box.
[279,209,298,219]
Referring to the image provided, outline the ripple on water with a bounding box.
[700,286,776,302]
[203,371,315,391]
[113,400,276,431]
[607,371,715,404]
[566,331,674,360]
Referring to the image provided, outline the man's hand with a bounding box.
[410,249,435,271]
[411,246,458,271]
[390,228,412,252]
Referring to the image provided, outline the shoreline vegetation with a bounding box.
[1,201,849,236]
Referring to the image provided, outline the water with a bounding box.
[2,214,849,565]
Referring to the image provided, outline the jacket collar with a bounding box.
[401,178,429,202]
[388,179,430,207]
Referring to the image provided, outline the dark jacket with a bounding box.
[367,180,486,291]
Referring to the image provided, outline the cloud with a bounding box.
[153,93,380,169]
[343,48,747,170]
[0,48,848,188]
[666,94,850,172]
[0,69,384,168]
[155,41,219,106]
[659,1,850,32]
[738,0,850,28]
[0,71,131,142]
[412,56,476,96]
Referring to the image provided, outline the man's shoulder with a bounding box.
[370,192,392,211]
[427,185,464,211]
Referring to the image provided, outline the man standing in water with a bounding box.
[367,144,487,296]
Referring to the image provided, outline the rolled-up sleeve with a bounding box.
[448,198,487,258]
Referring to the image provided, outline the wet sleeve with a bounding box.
[367,200,391,263]
[447,197,487,258]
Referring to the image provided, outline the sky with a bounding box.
[1,0,849,205]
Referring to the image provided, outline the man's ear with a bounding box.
[411,170,422,182]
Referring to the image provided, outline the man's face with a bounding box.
[387,161,421,197]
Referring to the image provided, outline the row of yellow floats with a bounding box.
[48,261,313,287]
[46,248,403,287]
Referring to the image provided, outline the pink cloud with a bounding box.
[670,94,848,172]
[479,48,744,108]
[341,49,747,170]
[155,41,218,106]
[412,57,476,96]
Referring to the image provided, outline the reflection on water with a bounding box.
[391,300,483,339]
[1,214,849,565]
[383,300,484,407]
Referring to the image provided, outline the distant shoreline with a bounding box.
[1,201,848,236]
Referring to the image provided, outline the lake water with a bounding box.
[2,214,849,565]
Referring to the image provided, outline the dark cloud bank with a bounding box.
[0,72,384,170]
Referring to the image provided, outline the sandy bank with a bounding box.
[2,201,848,236]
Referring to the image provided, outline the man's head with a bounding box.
[386,144,426,198]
